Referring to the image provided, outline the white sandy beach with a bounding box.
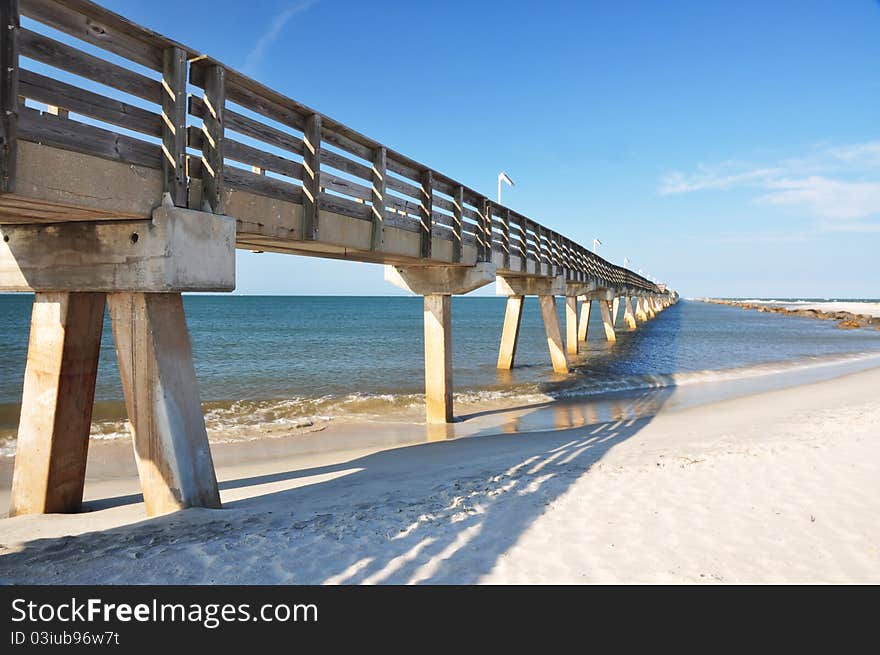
[0,364,878,584]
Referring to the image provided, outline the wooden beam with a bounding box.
[480,198,492,262]
[419,169,433,259]
[502,208,511,269]
[565,295,578,356]
[9,292,105,516]
[497,295,524,370]
[162,46,187,206]
[1,0,19,193]
[370,145,385,251]
[200,64,225,213]
[302,112,321,240]
[108,292,221,516]
[424,294,453,423]
[452,185,463,263]
[539,295,569,374]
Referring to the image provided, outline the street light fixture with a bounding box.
[498,171,515,204]
[593,238,602,253]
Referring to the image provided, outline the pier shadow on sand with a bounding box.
[0,314,681,584]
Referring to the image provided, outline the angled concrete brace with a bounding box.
[386,262,496,423]
[3,204,234,516]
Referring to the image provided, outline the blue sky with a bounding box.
[99,1,880,296]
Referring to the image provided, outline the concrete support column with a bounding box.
[423,294,454,424]
[635,296,648,322]
[497,295,524,370]
[577,297,591,342]
[611,296,620,327]
[9,292,106,516]
[565,296,578,356]
[539,295,569,374]
[109,293,221,516]
[599,299,617,342]
[623,295,637,329]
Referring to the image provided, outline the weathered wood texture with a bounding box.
[199,65,225,213]
[302,113,321,239]
[1,0,20,193]
[9,0,667,295]
[161,46,187,206]
[9,291,105,516]
[108,292,221,516]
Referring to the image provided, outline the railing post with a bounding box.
[370,145,386,251]
[480,198,492,262]
[419,169,433,259]
[452,185,463,263]
[303,113,322,239]
[520,218,528,272]
[162,46,187,206]
[200,64,225,213]
[502,208,511,269]
[0,0,19,194]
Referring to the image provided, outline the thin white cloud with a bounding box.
[659,141,880,232]
[243,1,317,74]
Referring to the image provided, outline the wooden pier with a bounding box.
[0,0,677,517]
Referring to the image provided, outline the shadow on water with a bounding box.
[0,308,683,584]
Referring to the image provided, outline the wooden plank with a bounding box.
[8,291,105,516]
[19,29,161,103]
[18,106,161,168]
[1,0,19,193]
[20,0,172,71]
[109,292,221,516]
[385,173,422,201]
[223,163,303,203]
[452,185,463,263]
[318,192,370,222]
[19,68,161,136]
[321,124,372,161]
[320,171,370,201]
[370,145,385,251]
[321,148,371,181]
[419,169,433,258]
[191,127,304,182]
[190,95,304,156]
[302,113,321,239]
[161,46,186,206]
[200,64,225,213]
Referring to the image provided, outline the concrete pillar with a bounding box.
[623,295,637,329]
[577,297,592,342]
[646,296,656,319]
[538,295,569,374]
[599,299,617,342]
[565,296,578,356]
[635,296,648,322]
[423,294,454,423]
[9,292,106,516]
[109,292,221,516]
[497,295,524,370]
[611,296,620,327]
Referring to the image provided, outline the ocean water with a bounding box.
[1,295,879,451]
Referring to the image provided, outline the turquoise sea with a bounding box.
[1,295,879,452]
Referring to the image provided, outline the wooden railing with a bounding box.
[3,0,662,294]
